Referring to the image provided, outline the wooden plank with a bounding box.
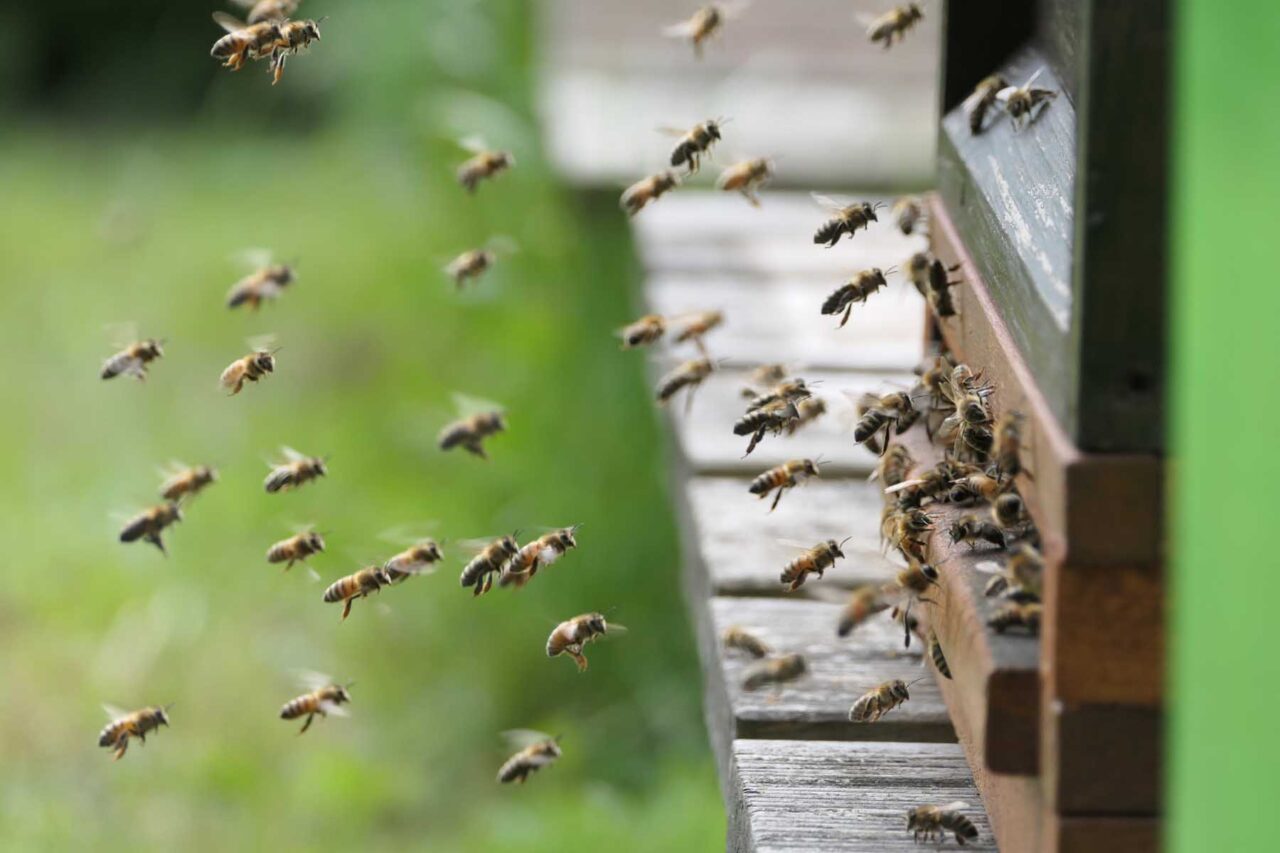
[729,740,997,852]
[685,477,898,597]
[1043,699,1162,816]
[1052,816,1160,853]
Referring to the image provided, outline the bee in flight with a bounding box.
[210,12,282,72]
[721,626,769,658]
[735,398,799,456]
[716,158,774,207]
[741,653,806,691]
[749,457,821,511]
[383,539,445,583]
[621,171,680,217]
[100,337,164,382]
[231,0,299,25]
[890,196,925,235]
[906,802,980,845]
[219,341,277,395]
[822,267,894,328]
[119,502,182,555]
[837,584,891,637]
[546,612,625,672]
[662,3,749,58]
[499,526,580,590]
[655,357,715,411]
[456,137,514,193]
[443,236,518,289]
[158,463,218,503]
[459,535,521,596]
[267,17,324,85]
[438,394,507,460]
[997,68,1058,130]
[779,538,850,592]
[849,678,920,723]
[661,118,726,173]
[812,194,884,247]
[926,258,962,318]
[323,564,393,620]
[965,74,1010,134]
[264,446,327,493]
[618,314,667,350]
[267,528,326,571]
[99,704,171,761]
[863,3,924,49]
[497,730,562,784]
[226,251,296,310]
[669,310,724,355]
[279,673,351,733]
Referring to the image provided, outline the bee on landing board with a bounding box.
[98,704,171,761]
[444,236,517,289]
[949,513,1007,550]
[965,74,1010,134]
[279,674,351,733]
[661,119,725,173]
[997,68,1058,130]
[993,410,1028,480]
[849,678,920,723]
[863,4,924,49]
[721,626,769,658]
[119,502,182,555]
[811,194,884,247]
[907,802,980,845]
[264,446,327,493]
[872,444,915,491]
[219,339,277,395]
[225,252,295,310]
[748,458,820,511]
[988,601,1042,634]
[456,137,514,193]
[662,3,748,58]
[323,565,393,620]
[741,653,806,691]
[497,730,562,784]
[210,13,282,72]
[499,526,579,590]
[158,463,217,503]
[927,630,952,679]
[656,357,715,411]
[715,158,774,207]
[267,528,326,571]
[546,612,625,672]
[459,535,521,596]
[621,171,680,217]
[822,267,894,327]
[100,338,164,382]
[779,537,850,592]
[891,196,925,235]
[926,258,962,318]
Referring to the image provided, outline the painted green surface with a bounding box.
[1169,2,1280,851]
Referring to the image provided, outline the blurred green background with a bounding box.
[0,0,723,849]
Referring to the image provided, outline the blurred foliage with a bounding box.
[0,0,723,849]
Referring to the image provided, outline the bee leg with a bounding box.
[571,651,589,672]
[113,736,129,760]
[464,441,488,460]
[145,532,167,556]
[341,598,354,620]
[769,487,786,513]
[299,714,315,734]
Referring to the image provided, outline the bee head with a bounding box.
[906,808,921,830]
[156,705,173,727]
[919,562,939,582]
[501,535,520,556]
[254,351,276,373]
[948,520,967,543]
[197,465,217,484]
[312,458,329,477]
[304,20,323,42]
[336,685,352,704]
[892,680,911,701]
[307,532,326,552]
[587,613,608,633]
[144,339,165,358]
[418,541,443,562]
[803,458,821,477]
[908,4,923,20]
[706,120,722,139]
[558,527,579,549]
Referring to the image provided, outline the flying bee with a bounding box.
[279,674,351,734]
[742,653,806,691]
[499,526,579,589]
[459,535,521,596]
[786,397,827,436]
[735,399,800,456]
[226,254,296,310]
[662,118,725,173]
[456,137,514,193]
[907,802,980,845]
[670,310,724,354]
[264,446,327,493]
[656,357,714,410]
[497,730,562,784]
[323,564,393,620]
[994,410,1027,479]
[119,502,182,555]
[927,630,952,679]
[926,258,962,318]
[997,68,1058,130]
[663,3,747,58]
[267,529,326,570]
[837,584,891,637]
[849,678,920,723]
[100,338,164,381]
[383,540,444,583]
[749,458,820,512]
[210,13,281,72]
[905,251,932,297]
[267,17,323,85]
[894,558,939,599]
[443,236,517,289]
[621,170,680,217]
[891,196,925,235]
[992,492,1029,530]
[98,704,171,761]
[812,194,883,247]
[988,601,1042,634]
[439,394,507,460]
[746,377,812,412]
[546,612,625,672]
[949,514,1006,550]
[722,626,769,658]
[779,537,850,592]
[864,3,924,49]
[618,314,666,350]
[873,444,915,490]
[154,463,216,503]
[742,363,788,397]
[219,344,276,395]
[965,73,1010,134]
[716,158,774,207]
[853,390,919,452]
[822,267,893,328]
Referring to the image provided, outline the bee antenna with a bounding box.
[839,536,853,547]
[884,265,900,276]
[906,677,927,687]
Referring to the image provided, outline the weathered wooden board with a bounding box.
[660,366,917,477]
[685,476,898,596]
[729,740,997,852]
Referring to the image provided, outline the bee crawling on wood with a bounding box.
[498,526,579,589]
[863,3,924,49]
[98,704,171,761]
[742,652,806,691]
[663,3,749,58]
[621,171,680,217]
[101,337,164,382]
[883,507,936,564]
[158,463,217,503]
[661,118,726,174]
[891,196,926,235]
[849,678,921,723]
[997,68,1059,131]
[853,390,920,454]
[459,535,521,596]
[927,630,952,679]
[822,267,894,327]
[749,458,820,511]
[546,612,625,672]
[323,565,393,620]
[438,394,507,460]
[716,158,774,207]
[497,730,562,783]
[965,73,1010,134]
[721,626,769,658]
[988,601,1042,634]
[926,258,963,318]
[456,137,515,193]
[267,528,326,571]
[264,446,327,493]
[119,502,182,555]
[444,236,517,289]
[949,513,1007,550]
[907,802,980,845]
[812,193,883,247]
[279,673,351,734]
[779,537,850,592]
[656,357,715,411]
[993,410,1028,480]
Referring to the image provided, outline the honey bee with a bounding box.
[905,251,932,297]
[741,363,788,397]
[885,510,935,565]
[210,13,282,72]
[992,492,1029,530]
[381,540,444,583]
[267,529,326,570]
[749,458,820,511]
[988,601,1042,634]
[459,535,521,596]
[656,357,714,410]
[854,390,920,452]
[779,538,850,592]
[98,704,171,761]
[443,236,517,289]
[837,584,891,637]
[956,421,995,462]
[231,0,299,24]
[621,171,680,217]
[219,346,276,395]
[323,564,393,620]
[785,397,828,435]
[670,310,724,353]
[873,444,915,490]
[267,18,323,85]
[226,258,296,310]
[812,194,883,247]
[456,138,514,193]
[438,397,507,460]
[927,630,952,679]
[497,730,562,784]
[158,464,217,502]
[926,258,962,318]
[982,544,1044,601]
[663,3,746,57]
[965,73,1010,134]
[885,458,965,508]
[949,471,1005,505]
[100,338,164,381]
[662,119,725,173]
[864,4,924,49]
[993,411,1027,479]
[735,399,800,456]
[849,678,919,723]
[822,267,892,327]
[906,802,980,845]
[119,502,182,555]
[279,674,351,734]
[949,514,1006,550]
[716,158,774,207]
[499,526,579,589]
[546,612,624,672]
[722,626,770,658]
[264,446,327,493]
[891,196,925,235]
[618,314,666,349]
[742,653,806,691]
[997,69,1058,130]
[894,558,939,600]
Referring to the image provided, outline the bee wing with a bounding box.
[229,0,254,7]
[247,333,278,352]
[319,699,350,718]
[457,134,490,154]
[306,567,322,582]
[103,704,129,720]
[295,669,335,691]
[656,125,690,137]
[103,321,140,349]
[810,192,853,213]
[485,234,520,255]
[662,17,701,38]
[995,86,1019,104]
[212,11,248,32]
[776,538,820,551]
[604,622,628,636]
[501,729,555,749]
[452,392,504,417]
[455,536,502,554]
[718,0,753,19]
[941,801,971,811]
[1023,67,1045,88]
[377,523,440,545]
[279,445,308,463]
